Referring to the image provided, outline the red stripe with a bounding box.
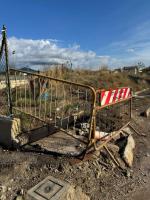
[112,89,118,102]
[101,91,105,100]
[99,87,131,106]
[105,91,112,105]
[118,88,123,100]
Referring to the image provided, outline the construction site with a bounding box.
[0,25,150,200]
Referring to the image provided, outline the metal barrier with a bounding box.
[9,68,96,144]
[0,25,133,156]
[93,87,132,150]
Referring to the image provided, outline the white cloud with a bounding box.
[127,48,135,53]
[8,37,111,69]
[5,20,150,70]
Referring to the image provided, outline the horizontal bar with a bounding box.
[96,97,132,110]
[10,68,96,92]
[96,86,132,93]
[93,121,131,151]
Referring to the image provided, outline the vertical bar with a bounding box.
[15,72,18,107]
[130,88,132,119]
[38,78,42,118]
[24,74,27,112]
[62,83,66,127]
[29,76,32,114]
[49,80,52,119]
[55,81,58,127]
[19,72,23,111]
[44,81,47,121]
[33,78,36,116]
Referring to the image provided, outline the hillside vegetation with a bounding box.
[42,66,150,92]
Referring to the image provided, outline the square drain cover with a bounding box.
[27,176,70,200]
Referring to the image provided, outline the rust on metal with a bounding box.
[0,25,133,157]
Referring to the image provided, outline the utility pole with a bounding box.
[1,25,12,115]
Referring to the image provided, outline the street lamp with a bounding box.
[12,50,16,68]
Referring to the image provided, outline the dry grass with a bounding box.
[41,66,150,92]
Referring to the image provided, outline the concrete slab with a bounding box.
[28,131,87,156]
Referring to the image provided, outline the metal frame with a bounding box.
[9,68,96,145]
[0,25,133,156]
[93,88,132,150]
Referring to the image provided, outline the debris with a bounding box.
[128,122,146,137]
[124,170,132,178]
[95,130,109,140]
[96,171,101,179]
[1,194,6,200]
[145,153,150,157]
[122,127,133,135]
[98,160,110,169]
[0,185,7,200]
[14,195,24,200]
[91,150,101,159]
[1,185,7,193]
[123,135,135,167]
[104,145,122,169]
[144,107,150,117]
[106,143,120,154]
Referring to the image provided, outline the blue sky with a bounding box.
[0,0,150,68]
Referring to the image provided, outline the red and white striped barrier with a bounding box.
[98,87,131,107]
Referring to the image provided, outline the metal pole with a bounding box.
[0,28,5,61]
[2,25,12,115]
[130,88,132,119]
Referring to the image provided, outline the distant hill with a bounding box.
[20,67,39,73]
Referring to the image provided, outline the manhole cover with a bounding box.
[27,176,70,200]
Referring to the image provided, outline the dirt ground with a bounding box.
[0,91,150,200]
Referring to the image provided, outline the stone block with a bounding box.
[123,135,135,167]
[0,115,21,148]
[145,107,150,118]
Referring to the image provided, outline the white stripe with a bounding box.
[125,88,130,98]
[101,91,109,106]
[115,89,121,101]
[109,90,116,104]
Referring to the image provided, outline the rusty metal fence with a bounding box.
[93,88,132,150]
[0,25,133,156]
[9,68,96,142]
[96,100,131,133]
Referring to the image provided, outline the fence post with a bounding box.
[130,88,132,119]
[2,25,12,115]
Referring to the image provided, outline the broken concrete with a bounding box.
[26,175,90,200]
[123,135,135,167]
[0,115,21,148]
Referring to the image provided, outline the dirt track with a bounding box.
[0,91,150,200]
